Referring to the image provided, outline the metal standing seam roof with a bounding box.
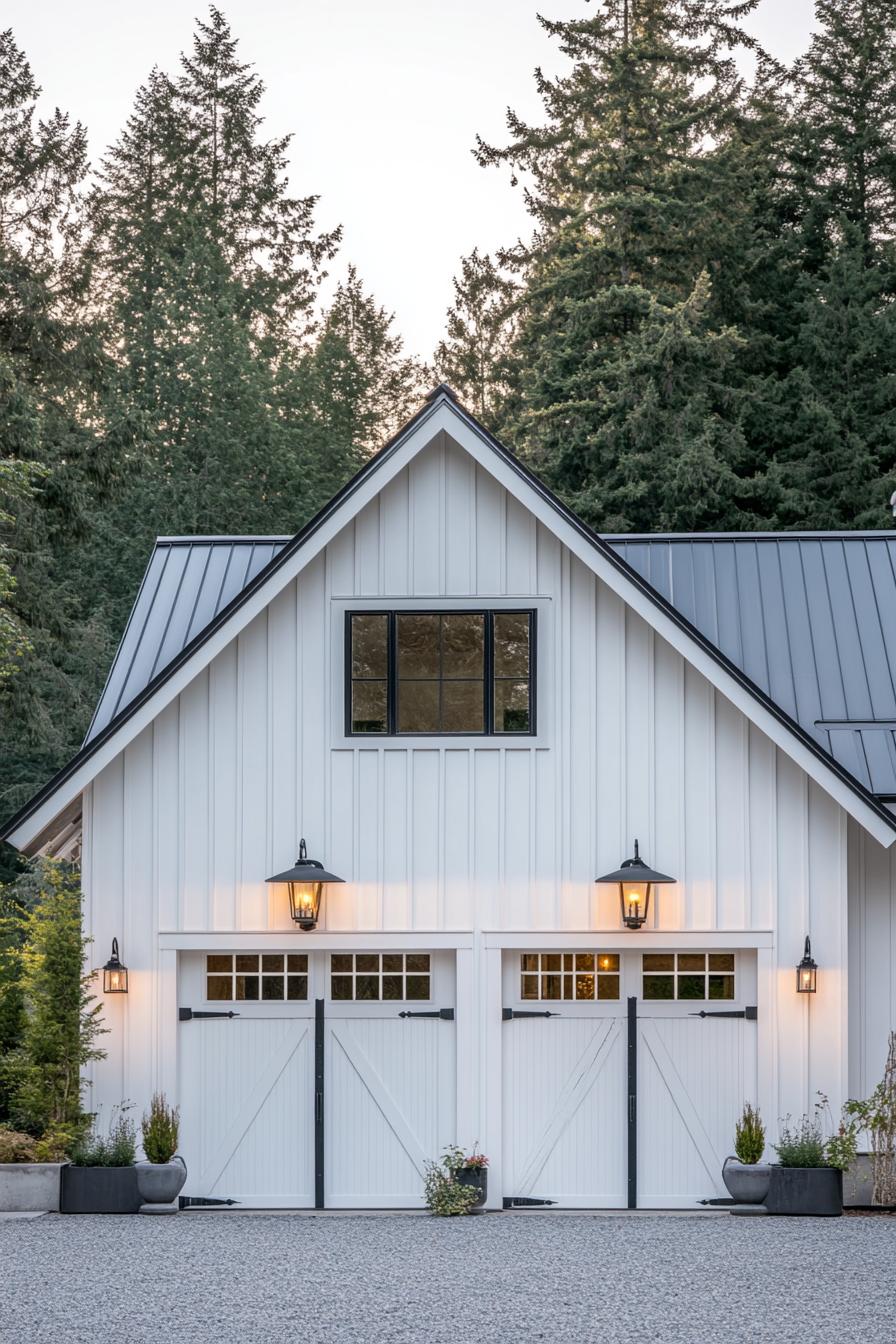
[90,528,896,801]
[608,534,896,799]
[85,537,289,743]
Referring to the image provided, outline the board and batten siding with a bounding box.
[848,818,896,1099]
[81,433,851,1131]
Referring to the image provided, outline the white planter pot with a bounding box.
[722,1156,771,1204]
[0,1163,64,1213]
[136,1156,187,1213]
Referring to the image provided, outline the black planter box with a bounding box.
[60,1164,141,1214]
[766,1166,842,1217]
[456,1166,487,1207]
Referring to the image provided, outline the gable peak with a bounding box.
[424,382,461,405]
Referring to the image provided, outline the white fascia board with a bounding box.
[441,411,896,849]
[485,930,775,950]
[160,930,474,951]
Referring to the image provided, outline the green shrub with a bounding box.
[141,1094,179,1163]
[32,1128,75,1162]
[71,1105,136,1167]
[2,859,106,1137]
[0,1126,38,1162]
[734,1102,765,1164]
[775,1114,826,1167]
[0,889,28,1125]
[774,1094,858,1171]
[423,1146,480,1217]
[0,1123,74,1162]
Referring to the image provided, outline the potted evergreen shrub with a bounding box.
[766,1095,857,1217]
[722,1103,770,1203]
[136,1094,186,1213]
[61,1106,141,1213]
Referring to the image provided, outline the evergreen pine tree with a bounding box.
[434,249,517,427]
[86,8,342,635]
[779,0,896,524]
[0,30,111,816]
[471,0,765,528]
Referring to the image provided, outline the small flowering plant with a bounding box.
[460,1147,489,1170]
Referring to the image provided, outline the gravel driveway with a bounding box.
[2,1211,892,1344]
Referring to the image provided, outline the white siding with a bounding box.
[82,430,856,1127]
[848,818,896,1098]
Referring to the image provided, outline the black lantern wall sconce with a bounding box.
[596,839,676,930]
[796,936,818,993]
[266,839,345,931]
[102,938,128,994]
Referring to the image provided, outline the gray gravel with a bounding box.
[2,1212,893,1344]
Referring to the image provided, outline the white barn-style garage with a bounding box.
[5,385,896,1209]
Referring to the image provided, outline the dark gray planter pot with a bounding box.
[136,1156,187,1213]
[456,1166,487,1208]
[60,1164,141,1214]
[722,1156,771,1204]
[766,1166,843,1217]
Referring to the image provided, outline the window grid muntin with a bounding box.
[396,612,486,734]
[346,609,535,737]
[206,953,308,1002]
[520,952,620,1001]
[641,952,735,1001]
[329,952,432,1001]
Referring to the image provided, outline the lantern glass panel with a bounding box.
[104,966,127,994]
[798,964,817,993]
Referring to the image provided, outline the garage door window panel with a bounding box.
[329,953,431,1001]
[642,953,735,1001]
[205,953,309,1002]
[520,952,620,1001]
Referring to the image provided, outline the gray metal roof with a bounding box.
[90,528,896,800]
[607,534,896,798]
[85,537,289,742]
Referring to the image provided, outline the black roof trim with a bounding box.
[4,386,896,843]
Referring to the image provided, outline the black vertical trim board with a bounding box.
[627,996,637,1211]
[315,998,325,1210]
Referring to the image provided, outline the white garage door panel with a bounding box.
[326,1018,456,1208]
[180,1017,314,1207]
[638,1017,757,1208]
[502,1017,627,1207]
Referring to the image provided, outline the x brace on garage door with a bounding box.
[502,996,758,1210]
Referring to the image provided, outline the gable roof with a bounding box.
[610,534,896,800]
[4,384,896,851]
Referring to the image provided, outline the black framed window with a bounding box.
[346,609,536,736]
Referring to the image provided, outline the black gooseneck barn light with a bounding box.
[101,938,128,994]
[266,839,345,931]
[596,840,676,930]
[796,936,818,993]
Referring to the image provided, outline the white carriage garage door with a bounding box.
[178,950,456,1208]
[502,949,758,1209]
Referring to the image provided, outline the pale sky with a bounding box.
[10,0,816,359]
